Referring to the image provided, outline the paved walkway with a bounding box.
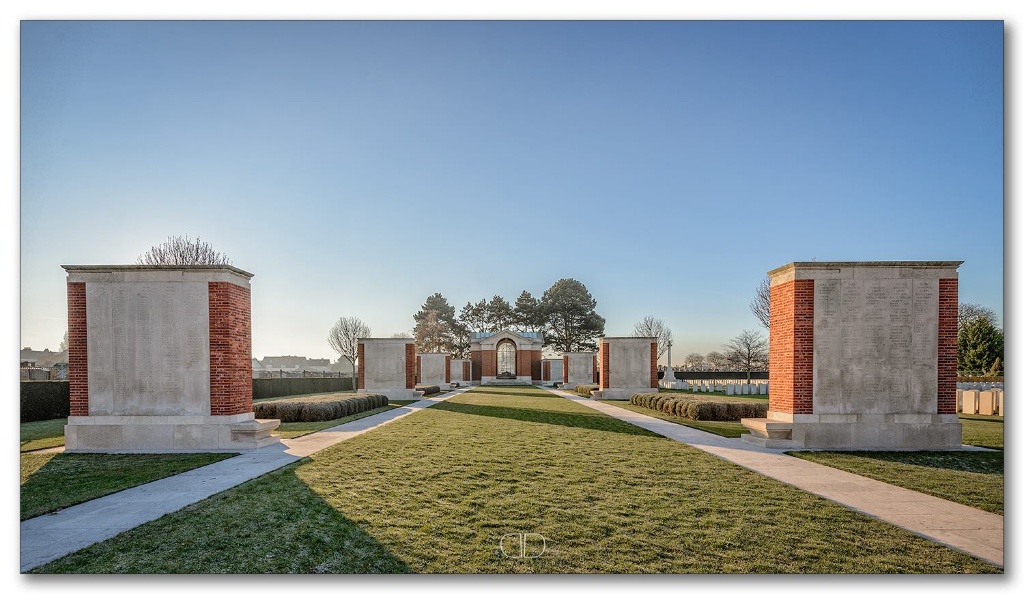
[19,389,467,572]
[21,386,1004,571]
[545,388,1003,568]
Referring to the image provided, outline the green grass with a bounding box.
[276,401,415,439]
[959,414,1003,449]
[787,451,1003,515]
[602,401,748,437]
[35,385,999,573]
[21,452,236,520]
[21,418,68,452]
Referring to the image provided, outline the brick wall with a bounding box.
[67,282,89,416]
[650,341,659,388]
[938,278,958,414]
[405,344,416,389]
[517,346,531,377]
[357,343,365,389]
[599,344,610,389]
[531,350,541,380]
[481,349,496,377]
[208,282,253,416]
[463,360,471,382]
[563,355,569,383]
[416,355,422,384]
[471,351,483,381]
[769,279,814,414]
[445,355,451,383]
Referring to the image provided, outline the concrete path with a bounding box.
[547,389,1004,568]
[20,389,467,572]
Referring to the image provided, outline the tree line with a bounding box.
[411,278,606,357]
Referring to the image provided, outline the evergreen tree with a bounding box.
[957,316,1003,376]
[540,279,605,353]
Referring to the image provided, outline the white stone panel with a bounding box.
[418,353,448,386]
[565,353,595,385]
[362,339,411,390]
[605,338,653,390]
[87,280,211,417]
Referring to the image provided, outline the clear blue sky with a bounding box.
[17,19,1004,363]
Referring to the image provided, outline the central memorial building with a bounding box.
[469,330,543,384]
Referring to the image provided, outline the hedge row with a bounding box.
[253,377,354,400]
[420,385,441,396]
[254,394,388,423]
[574,384,598,397]
[21,381,70,423]
[630,393,767,421]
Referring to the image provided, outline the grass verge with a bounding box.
[35,386,999,573]
[959,414,1003,449]
[21,418,68,452]
[21,452,236,520]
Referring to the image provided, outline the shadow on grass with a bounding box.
[958,415,1004,424]
[434,401,654,436]
[33,462,413,574]
[21,452,236,520]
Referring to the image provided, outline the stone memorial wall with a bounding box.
[742,261,962,450]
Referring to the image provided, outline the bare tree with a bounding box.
[59,330,69,352]
[958,302,999,329]
[723,329,768,384]
[750,276,770,330]
[136,235,231,265]
[414,311,448,353]
[327,316,372,391]
[633,315,673,359]
[684,352,705,371]
[706,351,727,371]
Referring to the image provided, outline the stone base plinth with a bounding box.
[481,376,535,386]
[64,413,281,453]
[740,412,963,450]
[359,388,424,399]
[593,387,657,400]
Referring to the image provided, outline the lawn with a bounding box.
[21,452,235,520]
[959,414,1003,449]
[21,418,68,452]
[35,385,999,573]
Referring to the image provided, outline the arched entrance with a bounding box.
[496,339,517,379]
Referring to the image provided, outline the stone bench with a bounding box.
[230,419,282,449]
[740,418,796,449]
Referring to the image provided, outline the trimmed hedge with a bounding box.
[420,385,441,396]
[574,384,598,397]
[629,393,767,421]
[21,381,71,423]
[254,393,388,423]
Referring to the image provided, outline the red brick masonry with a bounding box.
[938,278,958,414]
[769,279,814,414]
[208,282,253,416]
[357,343,366,390]
[599,344,610,389]
[650,341,658,388]
[405,344,416,389]
[67,282,89,416]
